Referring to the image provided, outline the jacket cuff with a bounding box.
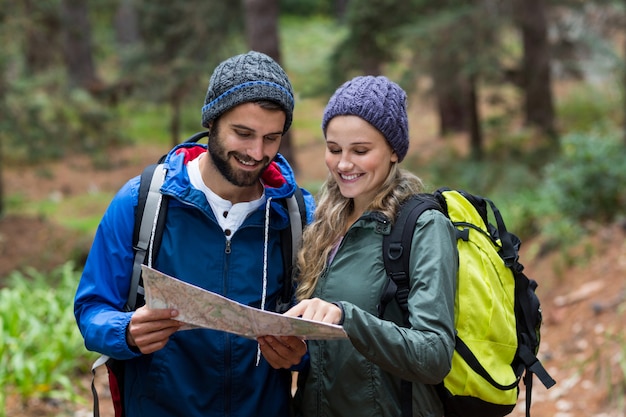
[332,302,345,325]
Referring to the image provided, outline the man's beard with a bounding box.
[207,129,271,187]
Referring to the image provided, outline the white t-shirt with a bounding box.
[187,154,265,238]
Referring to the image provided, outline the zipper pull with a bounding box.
[225,239,231,254]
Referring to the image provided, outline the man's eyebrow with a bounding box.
[230,124,282,136]
[230,123,254,131]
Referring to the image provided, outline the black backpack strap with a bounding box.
[276,187,307,313]
[126,163,168,311]
[483,197,518,268]
[379,194,443,417]
[184,130,209,143]
[515,271,557,390]
[90,354,109,417]
[379,194,442,320]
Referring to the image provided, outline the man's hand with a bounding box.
[257,335,307,369]
[126,306,182,354]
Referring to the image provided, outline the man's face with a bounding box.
[208,102,285,187]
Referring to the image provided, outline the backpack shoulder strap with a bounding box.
[126,163,168,312]
[94,133,209,416]
[379,194,443,321]
[92,164,168,417]
[276,187,307,312]
[379,193,443,417]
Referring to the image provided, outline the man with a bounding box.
[75,51,314,416]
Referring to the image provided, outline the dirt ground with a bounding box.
[2,135,625,417]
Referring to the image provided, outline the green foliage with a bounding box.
[120,102,184,146]
[557,83,622,133]
[405,141,547,241]
[415,146,541,198]
[405,123,626,249]
[280,0,334,16]
[0,263,95,414]
[16,192,115,234]
[2,72,127,164]
[540,130,626,225]
[281,16,346,98]
[128,0,244,103]
[326,0,416,89]
[590,307,626,412]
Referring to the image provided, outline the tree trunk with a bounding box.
[114,0,141,47]
[60,0,99,90]
[433,74,467,136]
[170,97,182,149]
[623,0,626,146]
[357,44,383,76]
[0,84,4,218]
[244,0,280,60]
[0,40,5,216]
[242,0,299,175]
[335,0,349,21]
[430,37,468,136]
[514,0,557,140]
[22,0,62,74]
[467,75,483,160]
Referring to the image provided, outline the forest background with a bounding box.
[1,0,626,416]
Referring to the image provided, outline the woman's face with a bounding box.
[325,115,398,210]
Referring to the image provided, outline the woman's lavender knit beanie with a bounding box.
[322,75,409,162]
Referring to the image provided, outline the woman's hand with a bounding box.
[285,298,343,324]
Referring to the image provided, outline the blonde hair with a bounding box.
[295,164,424,300]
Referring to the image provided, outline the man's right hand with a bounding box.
[126,306,182,354]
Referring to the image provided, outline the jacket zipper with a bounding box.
[224,236,232,415]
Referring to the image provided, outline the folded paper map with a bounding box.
[142,265,347,340]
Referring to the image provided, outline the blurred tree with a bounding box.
[279,0,334,16]
[423,3,493,150]
[243,0,298,173]
[328,0,414,85]
[399,1,507,159]
[334,0,349,20]
[60,0,100,90]
[513,0,557,140]
[130,0,244,146]
[20,0,63,75]
[114,0,141,47]
[0,4,6,217]
[245,0,281,59]
[615,0,626,146]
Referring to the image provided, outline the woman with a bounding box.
[287,76,458,417]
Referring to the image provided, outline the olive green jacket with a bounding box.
[295,209,458,417]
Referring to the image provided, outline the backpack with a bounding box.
[379,187,556,417]
[90,131,307,417]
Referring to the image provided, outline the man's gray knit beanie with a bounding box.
[201,51,294,132]
[322,75,409,162]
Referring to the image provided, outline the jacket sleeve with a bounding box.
[340,210,458,384]
[74,177,143,360]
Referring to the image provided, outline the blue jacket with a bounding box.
[75,142,314,417]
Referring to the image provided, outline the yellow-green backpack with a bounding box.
[379,188,556,417]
